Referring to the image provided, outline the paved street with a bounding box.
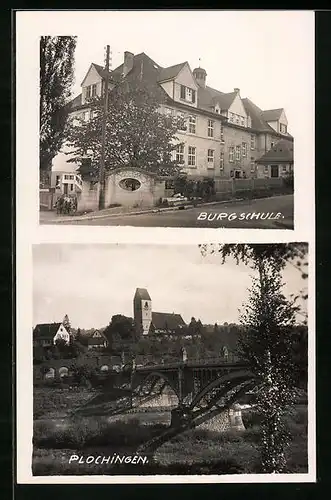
[43,194,294,229]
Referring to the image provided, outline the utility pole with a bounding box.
[98,44,110,210]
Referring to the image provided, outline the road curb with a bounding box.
[41,193,292,224]
[41,198,247,223]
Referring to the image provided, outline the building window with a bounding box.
[251,134,255,150]
[55,175,60,186]
[280,124,287,134]
[188,115,196,134]
[241,117,245,127]
[242,142,247,157]
[220,123,224,142]
[85,86,91,99]
[282,165,287,172]
[264,165,269,174]
[188,146,196,166]
[176,144,185,164]
[177,112,187,131]
[271,141,275,149]
[180,85,196,103]
[250,157,255,172]
[235,145,241,161]
[91,84,97,97]
[207,149,215,166]
[229,147,234,162]
[220,151,224,171]
[70,184,74,191]
[207,119,214,137]
[235,115,240,125]
[229,113,234,122]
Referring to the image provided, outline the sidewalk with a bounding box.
[39,193,292,225]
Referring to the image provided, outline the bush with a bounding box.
[33,418,168,450]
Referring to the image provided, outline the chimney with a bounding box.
[123,51,134,77]
[193,67,207,88]
[234,88,240,95]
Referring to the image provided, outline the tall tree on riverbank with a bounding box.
[40,36,77,174]
[200,243,308,473]
[66,80,185,177]
[240,258,299,472]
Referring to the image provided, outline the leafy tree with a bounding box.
[239,258,300,473]
[104,315,136,351]
[66,80,185,177]
[62,314,71,333]
[200,243,308,473]
[40,36,77,173]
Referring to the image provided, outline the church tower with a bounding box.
[133,288,152,336]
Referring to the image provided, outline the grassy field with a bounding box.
[33,387,308,475]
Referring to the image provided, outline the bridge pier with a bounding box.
[197,404,245,433]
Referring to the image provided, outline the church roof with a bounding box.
[152,312,186,331]
[134,288,151,300]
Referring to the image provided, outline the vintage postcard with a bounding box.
[15,10,315,484]
[17,242,313,483]
[17,11,313,232]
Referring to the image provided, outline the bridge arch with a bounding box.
[189,369,256,411]
[133,371,180,399]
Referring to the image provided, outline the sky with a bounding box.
[65,10,314,140]
[33,244,307,329]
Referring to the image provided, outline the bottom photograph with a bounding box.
[31,242,309,478]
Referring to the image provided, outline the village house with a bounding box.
[256,138,294,179]
[86,329,109,350]
[52,50,294,185]
[33,322,70,348]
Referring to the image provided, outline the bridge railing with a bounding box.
[135,357,246,372]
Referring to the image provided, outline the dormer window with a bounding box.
[180,85,196,103]
[85,84,97,100]
[280,124,287,134]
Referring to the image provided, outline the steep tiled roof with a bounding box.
[71,52,291,137]
[198,86,236,112]
[33,323,62,339]
[134,288,151,300]
[241,98,275,132]
[111,52,162,85]
[92,63,114,81]
[257,139,294,164]
[152,312,186,331]
[67,93,82,110]
[86,330,107,345]
[262,108,284,122]
[157,62,187,82]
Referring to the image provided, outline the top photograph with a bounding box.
[38,12,304,229]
